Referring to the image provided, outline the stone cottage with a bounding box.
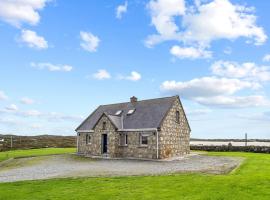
[75,96,191,159]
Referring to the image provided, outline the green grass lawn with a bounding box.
[0,148,76,162]
[0,151,269,200]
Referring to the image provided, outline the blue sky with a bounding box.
[0,0,270,139]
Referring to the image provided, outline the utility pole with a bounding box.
[10,135,13,149]
[245,133,247,147]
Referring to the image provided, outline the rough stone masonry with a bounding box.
[76,96,191,159]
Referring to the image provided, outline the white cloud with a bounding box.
[237,111,270,121]
[161,77,260,98]
[126,71,141,81]
[93,69,111,80]
[211,60,270,82]
[20,29,48,49]
[45,112,84,122]
[0,91,8,100]
[147,0,185,39]
[20,97,35,105]
[187,108,212,116]
[0,0,49,27]
[80,31,100,52]
[160,77,267,108]
[119,71,142,81]
[21,109,42,117]
[170,45,212,59]
[5,104,18,111]
[146,0,267,56]
[195,95,270,108]
[263,54,270,62]
[116,1,128,19]
[1,106,83,122]
[181,0,267,46]
[30,123,43,129]
[0,118,21,126]
[31,62,73,72]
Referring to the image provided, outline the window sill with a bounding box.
[139,145,148,148]
[119,145,128,147]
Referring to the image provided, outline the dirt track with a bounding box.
[0,154,243,183]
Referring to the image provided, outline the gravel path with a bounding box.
[0,154,242,183]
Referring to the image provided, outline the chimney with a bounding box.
[130,96,138,104]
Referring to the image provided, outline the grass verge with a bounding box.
[0,151,269,199]
[0,148,76,163]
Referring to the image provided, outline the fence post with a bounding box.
[245,133,247,147]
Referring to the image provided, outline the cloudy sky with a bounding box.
[0,0,270,139]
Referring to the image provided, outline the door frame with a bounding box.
[101,134,108,154]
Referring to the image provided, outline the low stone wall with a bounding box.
[190,145,270,153]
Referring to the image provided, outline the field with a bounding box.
[0,135,76,151]
[0,148,76,162]
[0,150,269,200]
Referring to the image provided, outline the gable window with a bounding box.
[140,134,148,146]
[119,133,128,146]
[102,121,106,130]
[86,134,91,144]
[176,111,180,123]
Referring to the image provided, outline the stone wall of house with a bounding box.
[77,115,158,159]
[159,98,190,159]
[77,114,117,157]
[77,97,190,160]
[115,131,157,159]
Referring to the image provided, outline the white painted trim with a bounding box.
[156,129,159,159]
[118,128,157,132]
[76,132,79,154]
[77,130,94,133]
[78,128,157,132]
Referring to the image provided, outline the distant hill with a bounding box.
[0,134,76,151]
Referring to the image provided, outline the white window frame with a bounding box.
[140,133,148,146]
[115,110,122,115]
[119,133,128,146]
[127,109,135,115]
[86,133,92,145]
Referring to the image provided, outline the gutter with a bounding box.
[118,128,157,132]
[76,132,79,154]
[77,130,94,133]
[156,129,159,159]
[78,128,158,132]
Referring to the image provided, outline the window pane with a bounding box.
[141,136,148,145]
[176,111,180,123]
[125,134,128,145]
[86,134,91,144]
[120,134,127,146]
[102,122,106,130]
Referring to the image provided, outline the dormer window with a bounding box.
[102,121,106,130]
[115,110,122,115]
[127,109,135,115]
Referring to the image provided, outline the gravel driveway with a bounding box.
[0,154,242,183]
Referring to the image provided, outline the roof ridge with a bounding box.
[100,95,178,107]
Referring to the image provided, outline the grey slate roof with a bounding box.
[107,114,122,129]
[76,96,178,131]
